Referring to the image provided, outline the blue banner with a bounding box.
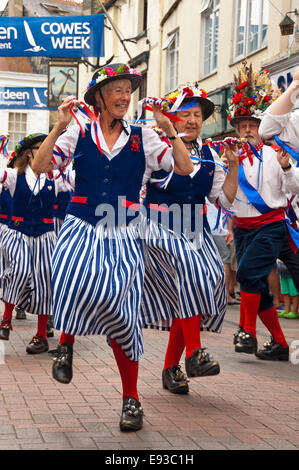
[0,15,104,57]
[0,87,50,109]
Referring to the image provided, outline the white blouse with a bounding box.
[232,145,299,218]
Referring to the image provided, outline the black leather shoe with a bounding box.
[162,365,189,394]
[26,335,49,354]
[0,320,12,340]
[255,337,289,361]
[185,348,220,378]
[233,326,243,345]
[120,397,143,432]
[52,343,73,384]
[15,306,26,320]
[235,331,257,354]
[46,316,54,338]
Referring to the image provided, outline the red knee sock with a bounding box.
[110,338,139,402]
[163,318,185,370]
[59,333,75,346]
[259,307,288,348]
[180,315,202,359]
[241,291,261,338]
[37,315,48,340]
[239,299,245,328]
[3,302,15,323]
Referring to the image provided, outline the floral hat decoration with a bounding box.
[13,133,47,159]
[84,63,143,106]
[166,85,215,121]
[228,62,281,127]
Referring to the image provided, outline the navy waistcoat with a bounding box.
[68,124,146,226]
[0,187,12,226]
[54,190,72,220]
[144,144,215,233]
[8,173,55,237]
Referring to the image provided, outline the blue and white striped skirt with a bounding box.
[0,224,8,289]
[54,217,64,237]
[51,215,145,361]
[141,222,227,333]
[0,228,56,315]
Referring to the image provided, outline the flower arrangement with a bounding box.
[87,64,142,90]
[167,86,208,103]
[227,62,281,122]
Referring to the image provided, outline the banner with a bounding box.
[0,15,104,57]
[0,87,50,109]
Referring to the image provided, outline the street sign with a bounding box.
[0,15,104,57]
[0,86,50,109]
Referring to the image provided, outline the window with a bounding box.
[8,113,27,152]
[166,31,179,92]
[201,0,220,77]
[233,0,268,61]
[137,0,148,34]
[137,72,147,120]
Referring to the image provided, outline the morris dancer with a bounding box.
[141,86,239,394]
[227,63,299,361]
[0,154,27,320]
[0,134,71,353]
[32,63,194,431]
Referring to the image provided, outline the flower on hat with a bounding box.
[232,92,243,104]
[166,86,208,102]
[227,62,281,122]
[238,81,248,90]
[235,106,251,117]
[243,97,256,106]
[87,64,142,91]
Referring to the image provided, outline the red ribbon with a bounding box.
[143,106,183,123]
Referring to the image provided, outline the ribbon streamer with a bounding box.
[69,100,103,154]
[273,135,299,163]
[0,135,9,158]
[137,97,183,123]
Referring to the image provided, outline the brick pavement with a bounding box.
[0,305,298,450]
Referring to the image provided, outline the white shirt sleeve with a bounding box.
[259,108,299,147]
[53,125,81,170]
[142,127,173,173]
[0,168,18,196]
[53,170,74,196]
[207,151,233,210]
[281,166,299,195]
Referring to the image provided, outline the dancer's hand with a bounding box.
[222,142,239,168]
[58,95,76,129]
[152,103,176,138]
[277,148,290,170]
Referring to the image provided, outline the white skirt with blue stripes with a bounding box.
[51,215,145,361]
[0,224,8,289]
[0,228,56,315]
[54,217,64,237]
[141,222,227,333]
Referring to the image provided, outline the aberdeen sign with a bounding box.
[0,15,104,57]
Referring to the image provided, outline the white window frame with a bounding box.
[201,0,220,78]
[233,0,268,62]
[166,30,179,93]
[8,112,27,153]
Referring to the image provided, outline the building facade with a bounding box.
[80,0,299,138]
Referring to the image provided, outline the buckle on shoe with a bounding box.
[124,399,144,418]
